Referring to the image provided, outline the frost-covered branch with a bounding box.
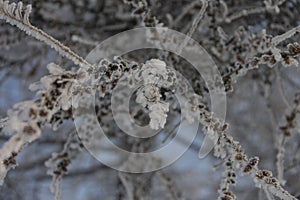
[272,25,300,46]
[0,63,76,185]
[0,0,92,69]
[45,131,83,200]
[276,93,300,185]
[158,171,183,200]
[179,0,208,52]
[185,96,298,200]
[223,0,288,23]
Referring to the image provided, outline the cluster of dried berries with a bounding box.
[218,158,237,200]
[256,170,279,186]
[219,26,300,92]
[243,156,260,173]
[2,151,17,168]
[123,0,163,27]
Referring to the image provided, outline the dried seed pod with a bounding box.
[23,125,36,135]
[262,170,272,177]
[262,55,270,62]
[256,170,263,179]
[235,153,244,161]
[243,157,259,173]
[222,124,228,131]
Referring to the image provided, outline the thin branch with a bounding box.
[0,0,92,69]
[225,7,268,23]
[276,68,292,109]
[224,0,287,23]
[162,122,180,143]
[171,1,198,28]
[36,164,109,181]
[272,25,300,46]
[157,171,183,200]
[178,0,208,53]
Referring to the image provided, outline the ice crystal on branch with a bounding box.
[135,59,176,130]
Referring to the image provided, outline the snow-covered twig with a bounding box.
[0,0,92,69]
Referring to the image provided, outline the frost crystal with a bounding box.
[134,59,176,130]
